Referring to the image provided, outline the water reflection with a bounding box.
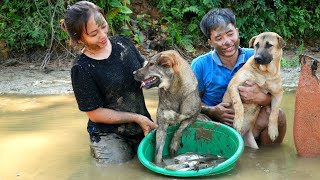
[0,90,319,179]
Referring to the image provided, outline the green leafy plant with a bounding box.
[0,0,67,52]
[281,44,305,68]
[154,0,320,51]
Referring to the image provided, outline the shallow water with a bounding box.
[0,90,319,180]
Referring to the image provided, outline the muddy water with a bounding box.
[0,90,319,180]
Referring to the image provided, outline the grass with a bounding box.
[281,57,300,68]
[281,44,305,68]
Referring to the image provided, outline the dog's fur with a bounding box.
[134,50,200,164]
[222,32,286,149]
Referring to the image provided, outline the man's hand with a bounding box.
[238,81,271,106]
[201,102,234,126]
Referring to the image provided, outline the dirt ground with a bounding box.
[0,50,319,95]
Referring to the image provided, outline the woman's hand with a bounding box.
[135,115,158,136]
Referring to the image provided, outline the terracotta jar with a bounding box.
[294,55,320,157]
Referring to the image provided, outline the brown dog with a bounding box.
[223,32,286,149]
[134,50,200,164]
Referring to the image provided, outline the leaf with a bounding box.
[187,23,198,32]
[106,8,121,20]
[120,6,132,14]
[110,1,122,8]
[182,6,200,15]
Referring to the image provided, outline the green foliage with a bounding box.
[281,57,300,68]
[281,56,300,68]
[155,0,214,52]
[281,44,305,68]
[92,0,133,36]
[154,0,320,51]
[0,0,138,52]
[0,0,67,52]
[0,0,319,56]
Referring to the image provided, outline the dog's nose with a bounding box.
[254,55,263,64]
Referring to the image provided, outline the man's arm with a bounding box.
[198,91,235,126]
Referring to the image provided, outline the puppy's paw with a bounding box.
[233,119,243,133]
[268,124,279,141]
[155,154,162,164]
[163,110,176,120]
[169,142,179,156]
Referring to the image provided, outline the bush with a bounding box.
[154,0,320,50]
[0,0,319,55]
[0,0,67,52]
[0,0,135,53]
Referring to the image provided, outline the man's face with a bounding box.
[208,23,239,58]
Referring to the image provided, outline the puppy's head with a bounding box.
[133,50,180,90]
[249,32,286,65]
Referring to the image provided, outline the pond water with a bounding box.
[0,89,319,180]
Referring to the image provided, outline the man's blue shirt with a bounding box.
[191,48,254,106]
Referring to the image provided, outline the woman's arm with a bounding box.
[86,107,158,136]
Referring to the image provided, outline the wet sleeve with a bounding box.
[71,65,103,112]
[191,59,205,91]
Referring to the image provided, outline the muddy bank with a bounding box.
[0,67,73,95]
[0,65,300,95]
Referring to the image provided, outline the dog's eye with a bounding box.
[265,42,273,48]
[255,42,259,48]
[149,62,154,66]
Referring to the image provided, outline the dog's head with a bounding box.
[133,50,181,90]
[249,32,286,65]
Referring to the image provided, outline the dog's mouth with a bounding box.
[140,76,160,89]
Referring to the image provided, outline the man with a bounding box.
[191,8,286,145]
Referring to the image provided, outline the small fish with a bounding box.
[163,152,227,171]
[165,160,199,171]
[173,152,206,164]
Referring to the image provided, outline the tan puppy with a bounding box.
[134,50,200,164]
[223,32,286,149]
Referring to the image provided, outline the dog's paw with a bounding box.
[163,110,176,120]
[169,142,179,156]
[155,154,162,164]
[233,120,243,133]
[268,124,279,141]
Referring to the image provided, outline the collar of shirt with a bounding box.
[211,47,246,71]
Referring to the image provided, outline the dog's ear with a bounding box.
[142,60,148,67]
[249,36,257,48]
[277,35,286,48]
[150,53,161,63]
[157,55,176,68]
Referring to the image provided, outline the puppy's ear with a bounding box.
[249,36,257,48]
[142,60,148,67]
[157,55,176,68]
[150,53,161,63]
[277,35,286,48]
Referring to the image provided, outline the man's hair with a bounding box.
[200,8,236,39]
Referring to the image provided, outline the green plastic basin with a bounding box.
[137,120,244,177]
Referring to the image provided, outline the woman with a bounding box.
[61,1,157,164]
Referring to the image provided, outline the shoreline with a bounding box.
[0,66,300,95]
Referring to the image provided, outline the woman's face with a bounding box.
[81,12,109,50]
[208,23,239,58]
